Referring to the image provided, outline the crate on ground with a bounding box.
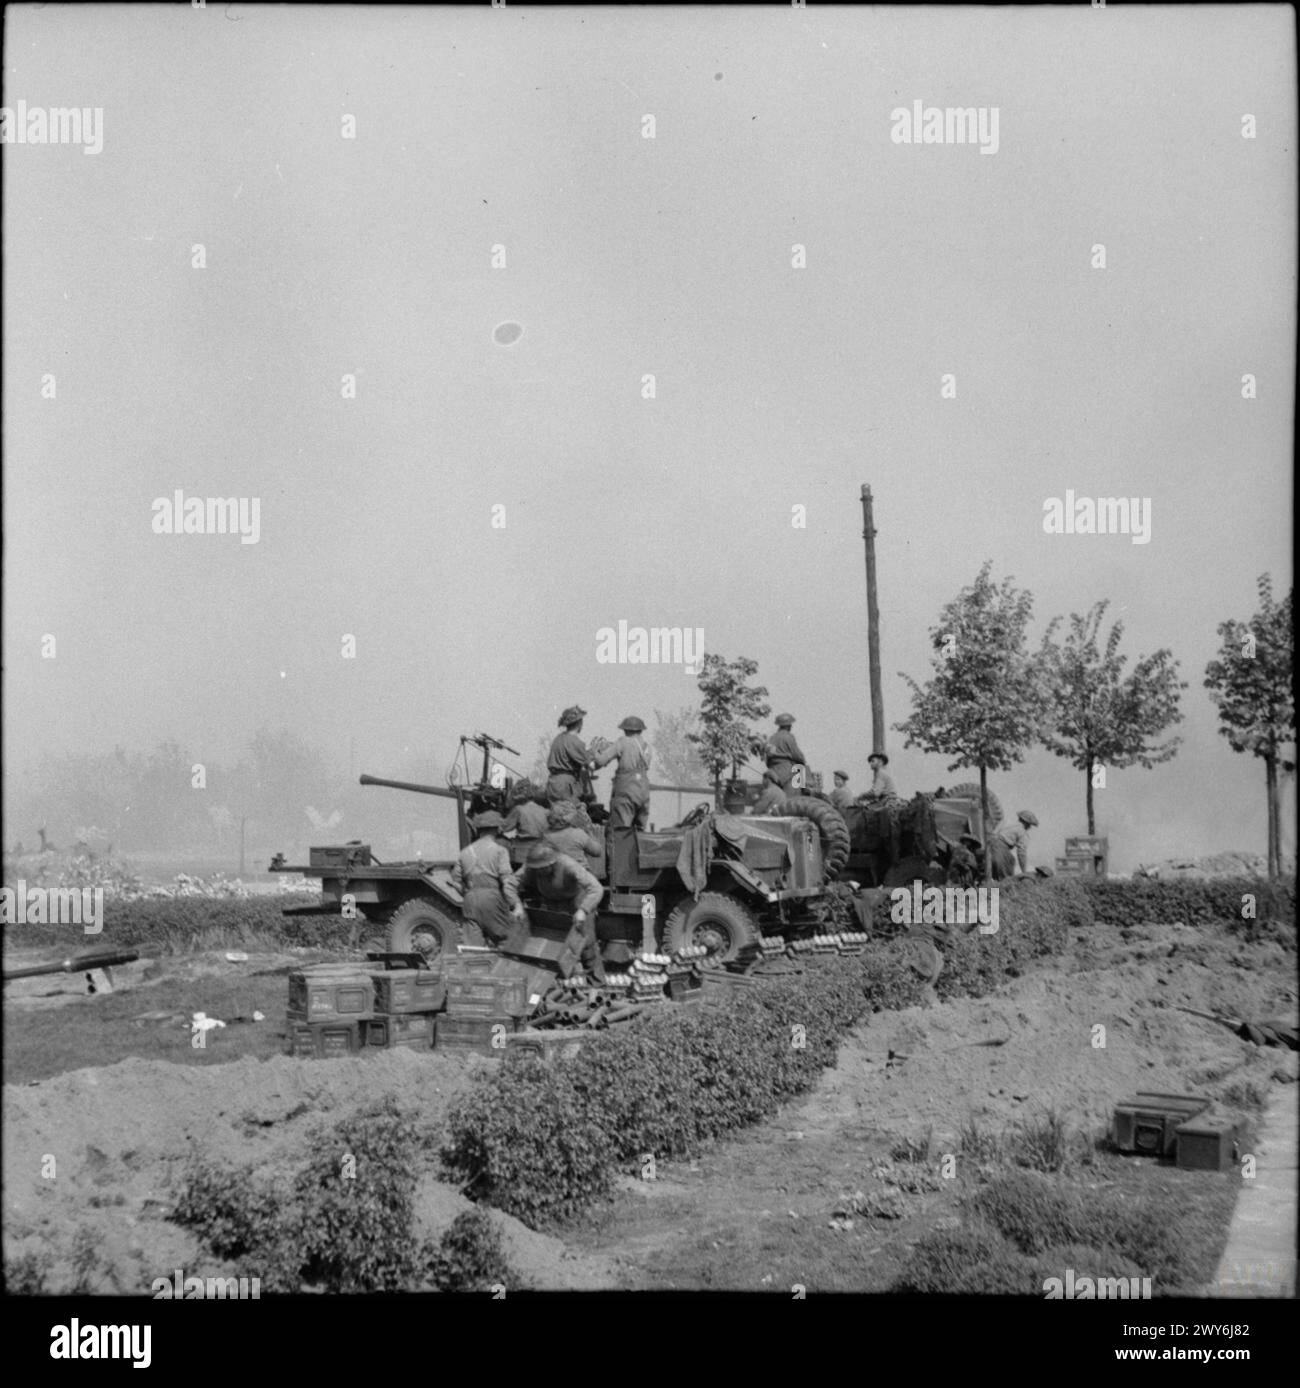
[1112,1092,1211,1156]
[665,970,702,1002]
[1064,835,1109,877]
[442,956,528,1019]
[435,1013,518,1056]
[1176,1116,1241,1172]
[371,968,446,1015]
[364,1013,435,1051]
[286,1020,364,1059]
[505,1028,588,1066]
[288,965,376,1022]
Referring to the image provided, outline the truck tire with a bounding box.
[778,795,852,879]
[664,892,761,968]
[944,783,1002,830]
[384,897,462,966]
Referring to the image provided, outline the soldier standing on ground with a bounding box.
[990,810,1038,879]
[509,841,606,982]
[448,810,520,945]
[590,715,653,829]
[546,705,591,805]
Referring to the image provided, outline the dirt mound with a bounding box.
[3,1050,476,1294]
[1135,851,1295,880]
[797,920,1296,1147]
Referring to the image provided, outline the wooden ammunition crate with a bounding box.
[288,967,376,1022]
[1113,1092,1211,1156]
[665,972,702,1002]
[364,1013,435,1051]
[372,969,446,1015]
[1064,835,1109,876]
[434,1013,518,1056]
[1054,855,1096,876]
[442,962,528,1019]
[286,1020,364,1059]
[1176,1116,1241,1172]
[505,1028,587,1065]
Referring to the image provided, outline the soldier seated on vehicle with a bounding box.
[502,779,550,838]
[544,801,604,866]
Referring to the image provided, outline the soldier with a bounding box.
[502,779,549,838]
[448,810,520,945]
[830,770,854,812]
[590,715,653,829]
[509,841,606,982]
[947,832,983,886]
[763,713,808,793]
[990,810,1039,879]
[863,752,897,802]
[546,705,592,805]
[544,800,604,865]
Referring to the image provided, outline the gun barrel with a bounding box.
[359,773,460,800]
[4,948,139,983]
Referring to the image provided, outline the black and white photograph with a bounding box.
[2,0,1295,1358]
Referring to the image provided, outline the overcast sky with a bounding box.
[3,4,1294,871]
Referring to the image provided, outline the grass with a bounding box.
[3,969,298,1083]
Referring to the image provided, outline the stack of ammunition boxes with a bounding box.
[286,959,447,1058]
[1111,1091,1241,1170]
[1056,834,1109,878]
[434,952,527,1055]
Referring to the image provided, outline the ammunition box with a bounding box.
[434,1013,518,1056]
[1113,1092,1211,1156]
[442,959,528,1018]
[1176,1116,1241,1172]
[288,968,376,1022]
[364,1013,435,1051]
[285,1020,364,1059]
[371,969,446,1015]
[504,1028,587,1066]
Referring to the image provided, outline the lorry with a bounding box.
[269,733,857,970]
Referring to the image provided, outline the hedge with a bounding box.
[1079,876,1295,931]
[3,893,356,953]
[440,946,925,1227]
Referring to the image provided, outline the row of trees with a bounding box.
[642,569,1292,882]
[898,565,1293,880]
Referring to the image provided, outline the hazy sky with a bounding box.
[3,4,1294,870]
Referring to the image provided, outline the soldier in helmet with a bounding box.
[546,705,592,806]
[590,715,653,829]
[750,712,807,815]
[502,778,550,839]
[509,840,606,982]
[448,810,521,945]
[544,799,604,866]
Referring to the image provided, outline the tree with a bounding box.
[687,655,771,802]
[527,734,552,788]
[895,562,1046,883]
[649,707,710,787]
[1204,575,1295,879]
[1039,601,1186,835]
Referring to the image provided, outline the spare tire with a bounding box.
[778,795,851,880]
[944,782,1002,830]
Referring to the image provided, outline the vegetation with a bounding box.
[896,563,1045,882]
[1204,574,1295,879]
[1038,600,1186,834]
[687,654,771,799]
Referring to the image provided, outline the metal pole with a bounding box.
[239,817,246,877]
[860,484,886,755]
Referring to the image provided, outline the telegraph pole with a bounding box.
[860,485,886,755]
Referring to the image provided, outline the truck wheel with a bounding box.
[778,795,852,879]
[384,897,462,966]
[944,783,1002,830]
[664,892,761,968]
